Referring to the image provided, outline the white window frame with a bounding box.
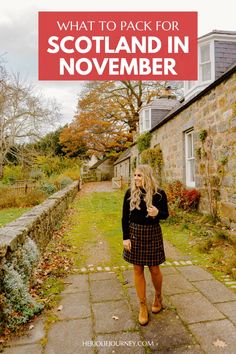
[185,130,195,188]
[184,40,215,99]
[199,42,212,83]
[198,40,215,85]
[139,109,151,133]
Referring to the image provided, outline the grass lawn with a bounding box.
[63,190,128,268]
[163,212,236,280]
[63,189,236,280]
[0,207,31,227]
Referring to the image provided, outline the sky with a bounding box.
[0,0,235,127]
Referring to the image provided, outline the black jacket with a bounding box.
[122,188,169,240]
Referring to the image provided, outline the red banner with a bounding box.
[38,12,197,81]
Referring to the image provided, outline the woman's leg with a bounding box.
[149,265,163,313]
[134,265,146,301]
[134,264,148,325]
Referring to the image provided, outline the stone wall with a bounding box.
[95,159,114,181]
[129,71,236,227]
[131,107,195,182]
[0,181,79,330]
[194,73,236,227]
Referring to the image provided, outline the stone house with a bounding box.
[138,89,180,134]
[113,148,131,183]
[184,30,236,100]
[114,30,236,228]
[80,155,98,176]
[89,157,114,181]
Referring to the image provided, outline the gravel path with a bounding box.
[80,181,114,193]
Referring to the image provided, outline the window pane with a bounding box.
[189,159,195,182]
[188,80,196,90]
[187,133,193,158]
[144,110,150,130]
[202,63,211,81]
[200,45,210,63]
[185,130,195,187]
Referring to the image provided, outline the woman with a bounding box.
[122,164,169,325]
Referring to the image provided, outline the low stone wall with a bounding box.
[0,181,79,331]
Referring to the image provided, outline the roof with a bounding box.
[150,62,236,134]
[139,96,180,112]
[89,157,108,170]
[199,30,236,40]
[114,148,131,165]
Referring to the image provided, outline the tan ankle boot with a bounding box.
[139,301,149,325]
[152,293,163,314]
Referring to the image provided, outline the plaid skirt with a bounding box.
[123,222,165,266]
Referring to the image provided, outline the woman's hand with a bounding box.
[123,239,131,252]
[147,205,159,218]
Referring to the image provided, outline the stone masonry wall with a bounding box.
[0,181,79,329]
[0,181,79,258]
[130,72,236,227]
[194,73,236,227]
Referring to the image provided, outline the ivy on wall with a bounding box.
[137,132,151,153]
[196,129,229,219]
[131,156,137,171]
[141,147,163,184]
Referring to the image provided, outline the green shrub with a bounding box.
[60,177,73,189]
[2,165,25,185]
[40,182,57,195]
[2,239,43,330]
[50,168,80,190]
[58,166,80,180]
[29,168,45,181]
[34,156,80,177]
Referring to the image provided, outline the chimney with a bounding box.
[159,86,176,99]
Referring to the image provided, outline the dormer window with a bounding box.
[140,109,151,133]
[184,41,214,99]
[200,43,212,82]
[187,80,195,91]
[184,30,236,100]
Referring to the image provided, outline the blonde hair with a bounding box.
[130,164,160,210]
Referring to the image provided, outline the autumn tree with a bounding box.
[0,65,61,178]
[60,81,132,157]
[80,80,182,131]
[61,80,182,157]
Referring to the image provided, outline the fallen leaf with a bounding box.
[213,339,227,348]
[112,315,119,320]
[57,305,63,311]
[29,325,34,331]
